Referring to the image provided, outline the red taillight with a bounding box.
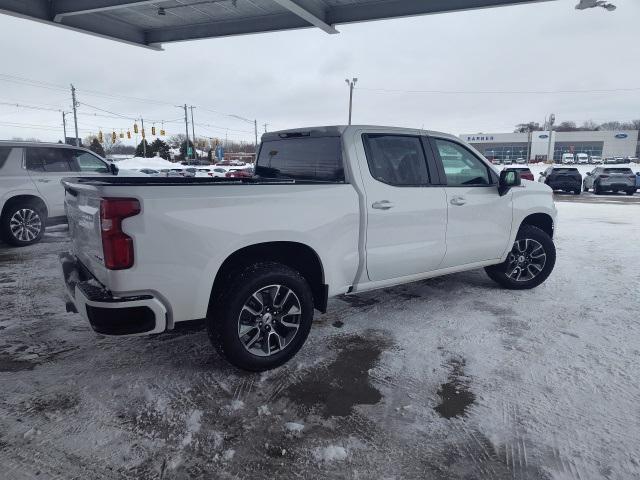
[100,198,141,270]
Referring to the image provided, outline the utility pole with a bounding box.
[546,113,555,164]
[61,111,67,143]
[189,106,197,159]
[263,123,268,133]
[70,84,80,146]
[182,104,190,162]
[345,77,358,125]
[140,117,146,157]
[254,119,258,152]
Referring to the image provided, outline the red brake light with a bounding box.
[100,198,141,270]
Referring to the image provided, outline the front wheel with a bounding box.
[485,225,556,290]
[207,262,314,371]
[626,189,636,196]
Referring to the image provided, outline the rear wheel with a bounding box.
[0,200,46,247]
[594,183,602,195]
[626,189,636,196]
[485,225,556,290]
[207,262,314,371]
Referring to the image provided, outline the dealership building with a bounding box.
[459,131,639,162]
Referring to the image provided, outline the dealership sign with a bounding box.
[466,135,494,142]
[614,133,628,139]
[538,134,549,139]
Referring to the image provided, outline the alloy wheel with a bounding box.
[237,284,302,357]
[9,208,42,242]
[505,238,547,282]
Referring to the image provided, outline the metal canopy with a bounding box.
[0,0,552,50]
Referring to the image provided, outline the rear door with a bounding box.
[25,147,77,218]
[430,137,513,268]
[360,133,447,281]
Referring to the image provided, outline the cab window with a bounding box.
[362,134,430,186]
[433,139,491,186]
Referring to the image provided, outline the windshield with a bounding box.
[604,168,632,173]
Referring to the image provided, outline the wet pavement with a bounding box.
[1,204,640,479]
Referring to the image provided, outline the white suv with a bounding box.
[0,142,118,246]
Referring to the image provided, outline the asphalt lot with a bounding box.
[1,198,639,479]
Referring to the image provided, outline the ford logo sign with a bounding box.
[538,134,549,139]
[615,133,628,139]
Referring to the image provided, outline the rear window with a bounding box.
[255,137,344,182]
[553,168,578,173]
[0,147,12,169]
[604,168,632,174]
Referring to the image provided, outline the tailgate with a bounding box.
[63,183,108,284]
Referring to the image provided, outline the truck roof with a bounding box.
[261,125,460,142]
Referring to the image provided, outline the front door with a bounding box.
[360,134,447,282]
[430,138,513,268]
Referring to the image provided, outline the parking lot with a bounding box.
[1,196,639,480]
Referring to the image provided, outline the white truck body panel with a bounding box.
[62,126,557,331]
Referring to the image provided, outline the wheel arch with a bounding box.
[1,194,49,220]
[519,212,554,238]
[210,241,328,314]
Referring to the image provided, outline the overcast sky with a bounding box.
[0,0,638,145]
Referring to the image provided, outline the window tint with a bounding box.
[255,137,343,181]
[552,168,578,173]
[26,148,73,172]
[72,151,109,172]
[363,134,430,186]
[434,139,491,186]
[604,168,632,174]
[0,147,12,169]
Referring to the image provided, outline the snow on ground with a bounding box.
[114,156,179,170]
[1,200,639,479]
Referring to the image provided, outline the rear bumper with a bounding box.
[547,181,580,190]
[60,253,168,335]
[598,181,635,190]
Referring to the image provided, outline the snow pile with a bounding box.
[312,445,348,462]
[180,409,203,447]
[115,156,179,171]
[284,422,304,434]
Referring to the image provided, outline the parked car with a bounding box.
[636,172,640,189]
[225,168,254,178]
[61,125,557,371]
[589,156,603,164]
[583,167,637,195]
[0,141,138,246]
[538,167,582,194]
[561,153,575,164]
[138,168,160,176]
[575,153,589,164]
[195,167,229,178]
[505,166,534,181]
[603,157,619,165]
[515,158,526,164]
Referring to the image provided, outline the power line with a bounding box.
[356,86,640,95]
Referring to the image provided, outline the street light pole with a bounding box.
[61,111,67,143]
[546,113,555,164]
[345,77,358,125]
[189,106,197,159]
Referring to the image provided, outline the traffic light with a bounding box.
[127,130,131,139]
[119,131,124,139]
[98,130,103,143]
[160,129,165,136]
[133,122,139,134]
[151,126,156,136]
[112,131,117,143]
[141,129,145,139]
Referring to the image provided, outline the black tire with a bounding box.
[626,189,636,196]
[0,199,46,247]
[594,183,602,195]
[574,188,581,195]
[207,261,314,371]
[583,182,589,192]
[484,225,556,290]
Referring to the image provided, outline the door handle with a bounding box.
[372,200,394,210]
[450,196,466,206]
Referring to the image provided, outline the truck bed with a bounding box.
[61,176,343,187]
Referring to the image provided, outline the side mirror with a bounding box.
[108,163,119,175]
[586,172,592,176]
[499,169,521,196]
[539,172,546,177]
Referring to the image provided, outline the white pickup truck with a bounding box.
[61,126,557,371]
